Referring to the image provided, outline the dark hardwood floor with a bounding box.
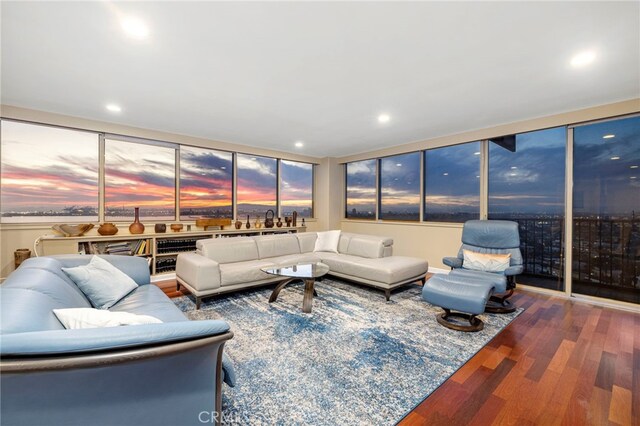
[156,279,639,425]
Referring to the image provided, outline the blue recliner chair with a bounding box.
[422,220,523,332]
[443,220,523,313]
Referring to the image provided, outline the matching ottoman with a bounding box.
[422,274,497,332]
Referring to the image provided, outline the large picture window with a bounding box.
[280,160,313,218]
[572,115,640,304]
[488,127,566,291]
[345,159,377,219]
[104,138,176,220]
[179,146,233,220]
[379,152,421,221]
[236,154,277,218]
[424,142,480,222]
[0,120,99,223]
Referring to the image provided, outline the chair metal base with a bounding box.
[436,309,484,332]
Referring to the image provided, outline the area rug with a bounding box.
[174,279,522,425]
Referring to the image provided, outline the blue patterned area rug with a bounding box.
[174,279,522,425]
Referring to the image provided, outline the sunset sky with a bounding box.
[180,145,232,212]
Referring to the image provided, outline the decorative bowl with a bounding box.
[170,223,184,232]
[52,224,95,237]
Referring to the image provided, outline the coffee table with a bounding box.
[262,263,330,313]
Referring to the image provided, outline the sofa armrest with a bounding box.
[176,253,221,291]
[0,320,230,356]
[443,256,463,269]
[504,265,523,276]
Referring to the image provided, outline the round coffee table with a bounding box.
[262,263,330,313]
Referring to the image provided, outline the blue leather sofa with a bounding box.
[0,255,234,426]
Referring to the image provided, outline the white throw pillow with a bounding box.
[53,308,162,329]
[314,230,341,253]
[61,256,138,309]
[462,250,511,273]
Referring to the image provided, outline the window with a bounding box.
[280,160,313,218]
[379,152,421,221]
[236,154,277,218]
[345,159,377,219]
[0,120,99,223]
[572,115,640,304]
[179,146,233,220]
[104,138,176,220]
[424,142,480,222]
[488,127,566,291]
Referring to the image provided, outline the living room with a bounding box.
[1,1,639,425]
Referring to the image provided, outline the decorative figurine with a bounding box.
[285,216,292,227]
[276,217,283,228]
[302,218,305,226]
[292,211,298,227]
[254,216,262,229]
[235,220,242,229]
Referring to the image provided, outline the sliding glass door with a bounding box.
[572,115,640,304]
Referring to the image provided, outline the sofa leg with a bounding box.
[176,282,181,291]
[420,276,427,285]
[384,289,391,301]
[196,297,202,310]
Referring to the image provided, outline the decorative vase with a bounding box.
[155,223,166,233]
[254,216,262,229]
[292,211,298,227]
[14,248,31,269]
[276,217,283,228]
[302,218,305,226]
[98,223,118,236]
[235,220,242,230]
[129,207,145,234]
[265,209,275,228]
[285,217,292,227]
[245,215,251,229]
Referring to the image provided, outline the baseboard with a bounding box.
[428,267,449,275]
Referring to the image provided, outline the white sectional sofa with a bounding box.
[176,232,428,308]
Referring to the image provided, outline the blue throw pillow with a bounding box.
[62,256,138,309]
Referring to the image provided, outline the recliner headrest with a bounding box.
[461,220,520,249]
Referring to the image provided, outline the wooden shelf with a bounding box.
[40,226,307,276]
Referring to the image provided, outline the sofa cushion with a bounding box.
[0,288,67,333]
[61,256,138,310]
[462,249,511,273]
[296,232,318,253]
[345,236,385,259]
[220,260,279,286]
[53,308,162,329]
[2,267,92,308]
[317,252,427,285]
[253,234,301,259]
[109,285,189,322]
[197,237,259,264]
[314,230,341,253]
[273,253,322,267]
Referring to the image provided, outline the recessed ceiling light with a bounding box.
[603,134,615,139]
[105,104,122,113]
[378,114,390,123]
[474,152,480,155]
[631,165,639,169]
[396,163,402,167]
[443,172,448,176]
[294,141,304,148]
[611,156,620,160]
[570,50,596,68]
[121,16,149,39]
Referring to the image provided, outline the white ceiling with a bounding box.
[1,1,639,158]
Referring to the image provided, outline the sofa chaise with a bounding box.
[176,231,429,308]
[0,255,234,426]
